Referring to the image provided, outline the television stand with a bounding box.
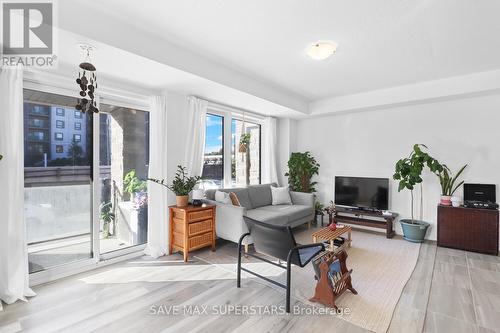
[334,207,398,238]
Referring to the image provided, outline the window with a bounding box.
[201,114,224,189]
[231,119,261,186]
[74,122,81,130]
[27,143,45,154]
[31,105,49,115]
[24,89,92,274]
[201,109,262,189]
[28,130,46,141]
[56,108,65,116]
[73,134,81,142]
[74,110,82,119]
[56,120,65,128]
[28,118,46,128]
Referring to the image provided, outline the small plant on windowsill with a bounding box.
[149,165,201,207]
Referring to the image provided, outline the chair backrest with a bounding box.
[243,216,299,264]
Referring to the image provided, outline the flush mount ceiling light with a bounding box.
[306,41,338,60]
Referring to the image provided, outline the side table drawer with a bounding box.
[189,232,212,250]
[189,209,213,221]
[188,219,213,236]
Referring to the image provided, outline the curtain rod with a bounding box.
[192,95,267,120]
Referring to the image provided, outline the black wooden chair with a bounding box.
[237,216,325,313]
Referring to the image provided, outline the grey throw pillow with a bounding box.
[271,186,292,205]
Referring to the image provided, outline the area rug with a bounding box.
[195,228,421,333]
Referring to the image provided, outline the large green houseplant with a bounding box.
[285,151,320,193]
[149,165,201,207]
[393,144,443,242]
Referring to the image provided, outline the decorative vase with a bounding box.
[440,195,452,206]
[176,195,189,207]
[451,196,461,207]
[400,219,430,243]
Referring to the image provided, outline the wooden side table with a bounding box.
[312,225,352,251]
[169,204,216,262]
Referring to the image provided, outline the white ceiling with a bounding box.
[33,29,307,117]
[71,0,500,101]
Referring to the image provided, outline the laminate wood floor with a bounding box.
[1,226,499,333]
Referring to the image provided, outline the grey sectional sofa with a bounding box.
[204,183,315,247]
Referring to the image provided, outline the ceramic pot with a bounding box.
[451,196,461,207]
[440,195,452,206]
[400,219,430,243]
[176,195,189,207]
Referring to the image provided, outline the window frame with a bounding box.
[73,134,81,142]
[56,120,65,129]
[204,104,264,189]
[56,108,65,116]
[202,112,225,188]
[74,122,81,130]
[74,110,82,119]
[54,132,63,141]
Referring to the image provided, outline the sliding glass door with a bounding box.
[24,89,93,273]
[23,88,150,274]
[98,104,150,254]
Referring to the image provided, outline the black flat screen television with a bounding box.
[335,176,389,211]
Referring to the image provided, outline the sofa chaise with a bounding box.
[204,183,315,251]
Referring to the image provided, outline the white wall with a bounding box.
[165,91,190,205]
[291,93,500,240]
[277,118,297,186]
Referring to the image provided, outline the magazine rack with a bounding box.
[309,250,357,310]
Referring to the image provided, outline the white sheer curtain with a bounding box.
[0,66,36,310]
[261,116,279,185]
[145,96,169,258]
[184,96,207,177]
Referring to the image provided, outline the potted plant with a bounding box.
[149,165,201,207]
[239,133,251,153]
[285,151,320,193]
[123,169,147,202]
[314,200,325,225]
[238,133,252,185]
[324,200,336,224]
[393,144,443,242]
[100,201,115,238]
[432,164,467,206]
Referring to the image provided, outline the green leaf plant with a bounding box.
[149,165,201,196]
[285,151,320,193]
[433,164,467,196]
[393,144,444,223]
[123,170,147,194]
